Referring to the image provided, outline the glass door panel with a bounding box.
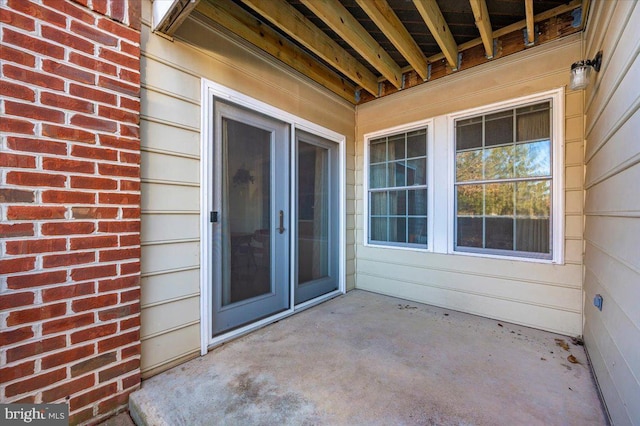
[295,131,339,304]
[222,119,271,305]
[212,101,289,336]
[297,141,329,283]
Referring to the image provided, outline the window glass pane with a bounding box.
[454,100,553,257]
[370,191,387,215]
[388,161,406,187]
[368,126,428,248]
[370,164,386,188]
[370,217,388,241]
[457,184,483,216]
[484,145,514,180]
[485,110,513,146]
[485,182,514,250]
[456,150,482,182]
[457,217,483,248]
[516,218,550,253]
[485,182,514,216]
[516,180,550,218]
[515,179,550,253]
[485,217,514,250]
[370,138,386,163]
[389,190,407,215]
[389,217,407,243]
[388,134,405,161]
[406,158,426,185]
[515,140,551,177]
[408,189,427,215]
[456,120,482,150]
[517,104,550,141]
[407,129,427,157]
[408,217,427,244]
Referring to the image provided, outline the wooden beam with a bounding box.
[355,0,429,80]
[238,0,379,96]
[410,0,581,69]
[413,0,458,69]
[364,6,583,101]
[525,0,535,44]
[194,0,357,103]
[300,0,403,89]
[468,0,493,58]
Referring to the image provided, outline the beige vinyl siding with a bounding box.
[355,34,584,336]
[582,1,640,424]
[140,1,202,377]
[139,0,355,377]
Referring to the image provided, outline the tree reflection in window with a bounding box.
[455,101,552,257]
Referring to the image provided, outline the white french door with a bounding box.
[211,100,290,336]
[201,80,345,350]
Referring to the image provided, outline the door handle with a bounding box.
[278,210,285,234]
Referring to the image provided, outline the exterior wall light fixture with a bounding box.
[569,51,602,90]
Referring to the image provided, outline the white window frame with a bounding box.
[446,88,565,264]
[363,119,435,252]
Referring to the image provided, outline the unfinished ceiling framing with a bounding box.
[156,0,589,104]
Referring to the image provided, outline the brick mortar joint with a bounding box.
[2,76,142,114]
[3,0,141,40]
[1,15,141,59]
[1,321,141,358]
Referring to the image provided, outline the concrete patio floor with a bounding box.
[129,290,607,425]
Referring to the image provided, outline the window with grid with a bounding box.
[455,101,552,258]
[368,128,428,247]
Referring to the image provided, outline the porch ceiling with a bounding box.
[157,0,589,104]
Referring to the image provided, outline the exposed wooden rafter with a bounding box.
[365,4,584,101]
[159,0,585,104]
[194,0,357,103]
[355,0,429,81]
[412,0,459,70]
[238,0,379,96]
[414,0,582,70]
[468,0,494,58]
[300,0,403,89]
[525,0,535,44]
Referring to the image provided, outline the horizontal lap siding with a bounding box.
[355,34,584,336]
[139,0,355,377]
[139,4,201,377]
[583,1,640,424]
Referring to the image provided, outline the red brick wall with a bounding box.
[1,0,141,423]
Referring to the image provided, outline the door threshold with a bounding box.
[207,290,344,351]
[295,289,343,312]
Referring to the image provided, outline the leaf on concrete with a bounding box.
[567,354,580,364]
[555,338,569,351]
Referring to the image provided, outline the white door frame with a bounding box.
[200,79,346,354]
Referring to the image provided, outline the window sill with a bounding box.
[363,241,565,265]
[365,241,431,253]
[450,248,560,264]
